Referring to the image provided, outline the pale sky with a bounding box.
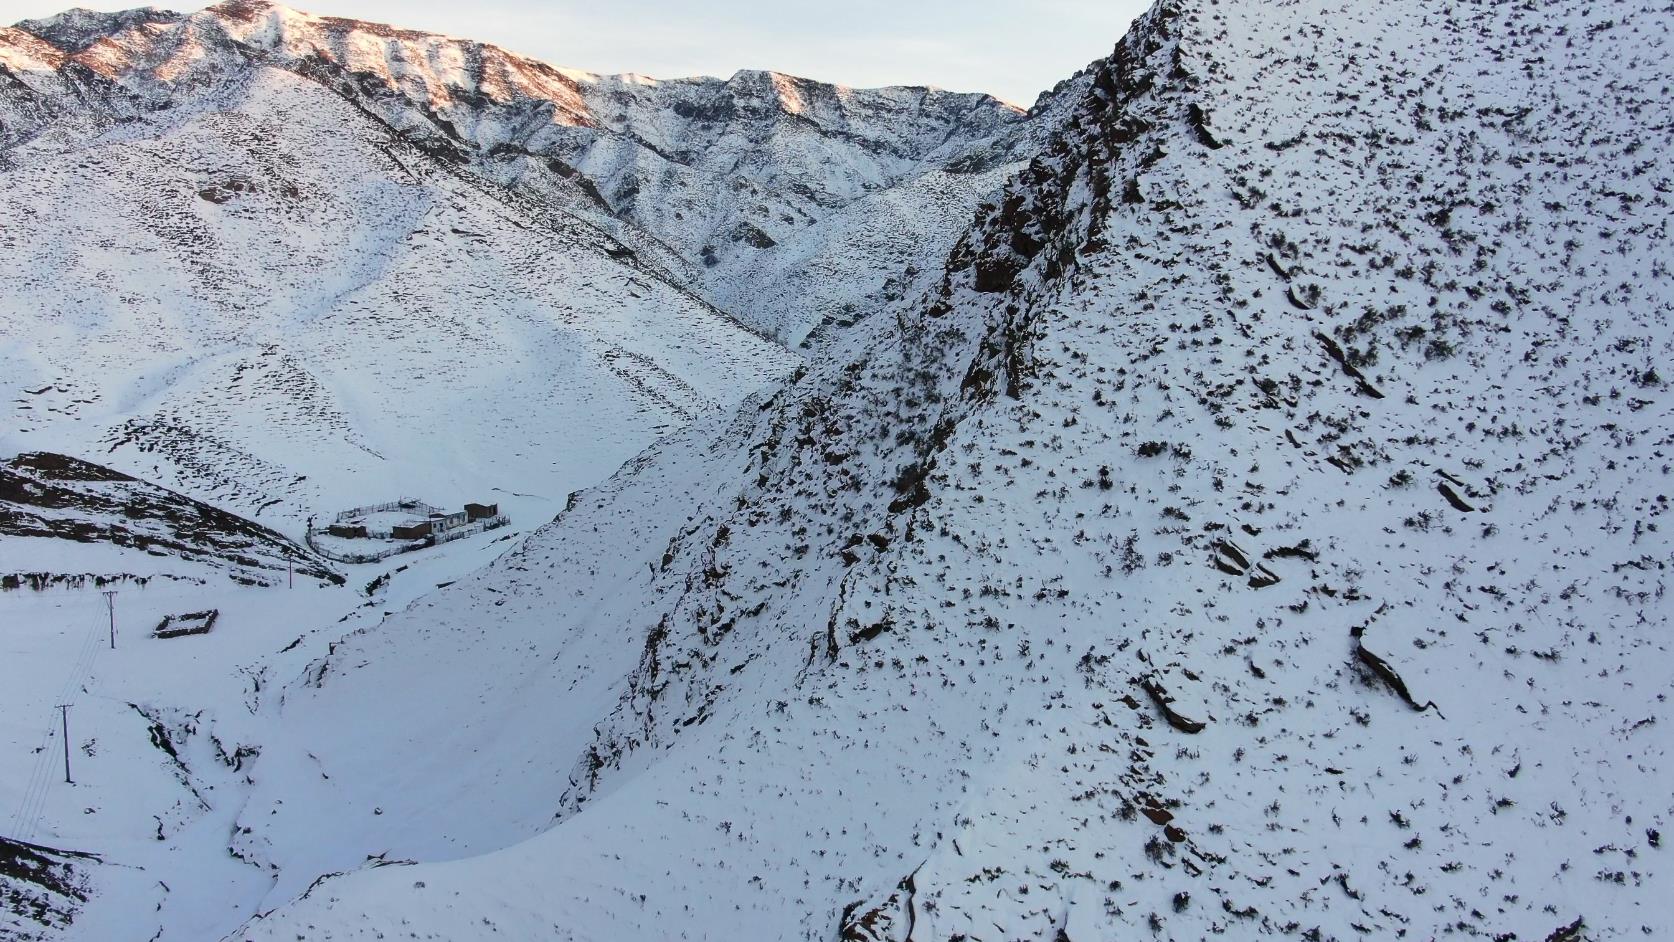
[2,0,1151,106]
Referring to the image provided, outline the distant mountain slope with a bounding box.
[1,0,1041,343]
[0,0,1064,531]
[1,451,339,590]
[222,0,1673,940]
[0,46,796,529]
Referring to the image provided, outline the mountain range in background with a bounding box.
[1,0,1077,549]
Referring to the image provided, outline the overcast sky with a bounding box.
[4,0,1150,105]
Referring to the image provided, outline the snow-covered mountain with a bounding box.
[1,0,1040,344]
[1,0,1046,535]
[5,0,1672,940]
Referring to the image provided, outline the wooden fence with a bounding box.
[332,498,440,524]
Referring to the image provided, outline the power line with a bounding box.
[9,618,97,840]
[9,596,111,840]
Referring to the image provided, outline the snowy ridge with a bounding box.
[0,452,340,591]
[1,0,1039,342]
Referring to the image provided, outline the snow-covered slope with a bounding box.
[0,0,1062,532]
[2,0,1038,344]
[0,47,796,531]
[5,0,1671,939]
[203,0,1672,940]
[0,6,1059,938]
[1,451,340,591]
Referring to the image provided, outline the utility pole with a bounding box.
[102,589,118,650]
[58,704,72,784]
[288,554,294,589]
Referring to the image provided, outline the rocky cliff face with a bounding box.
[215,1,1673,940]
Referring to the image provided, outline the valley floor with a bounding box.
[0,516,540,940]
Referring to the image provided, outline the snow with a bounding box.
[4,0,1672,940]
[2,510,537,939]
[3,0,1030,347]
[0,62,795,538]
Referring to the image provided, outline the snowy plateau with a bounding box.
[0,0,1671,940]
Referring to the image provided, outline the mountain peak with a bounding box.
[13,5,183,52]
[202,0,300,16]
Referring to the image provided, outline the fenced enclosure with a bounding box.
[307,500,510,564]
